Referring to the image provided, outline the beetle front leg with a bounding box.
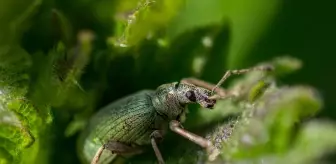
[150,130,165,164]
[169,120,220,161]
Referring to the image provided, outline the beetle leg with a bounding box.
[150,130,165,164]
[169,120,210,148]
[211,65,273,95]
[91,141,144,164]
[91,146,105,164]
[169,120,220,161]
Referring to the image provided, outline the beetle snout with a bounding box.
[199,98,216,109]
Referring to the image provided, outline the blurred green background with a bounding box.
[0,0,335,163]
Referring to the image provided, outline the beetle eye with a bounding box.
[185,90,196,102]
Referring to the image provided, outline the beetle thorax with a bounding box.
[151,82,187,120]
[151,82,216,121]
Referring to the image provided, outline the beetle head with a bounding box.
[174,82,216,109]
[153,82,216,120]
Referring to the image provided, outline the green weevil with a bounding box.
[77,65,273,164]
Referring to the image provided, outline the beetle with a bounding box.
[77,65,273,164]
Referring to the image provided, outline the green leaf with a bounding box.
[0,0,42,44]
[0,86,52,164]
[51,9,74,47]
[167,0,227,39]
[269,56,303,77]
[277,120,336,164]
[110,0,184,47]
[166,0,281,68]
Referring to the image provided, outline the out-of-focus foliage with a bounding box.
[0,0,335,164]
[127,57,336,164]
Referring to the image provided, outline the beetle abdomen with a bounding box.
[78,90,156,163]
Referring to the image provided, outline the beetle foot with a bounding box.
[206,144,220,161]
